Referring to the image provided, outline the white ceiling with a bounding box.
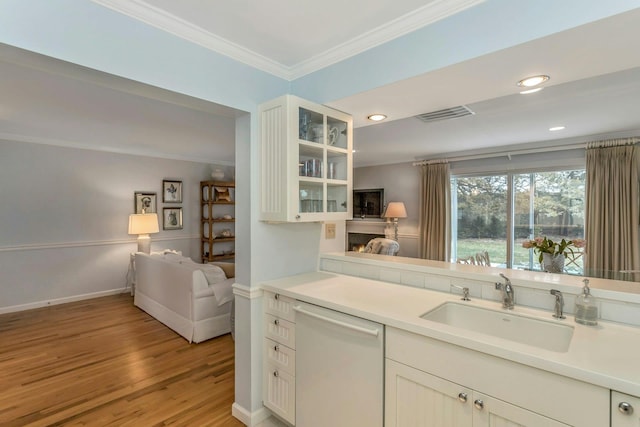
[92,0,483,78]
[2,3,640,167]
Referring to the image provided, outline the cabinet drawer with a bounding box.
[264,338,295,376]
[263,361,295,425]
[264,313,296,349]
[264,291,296,322]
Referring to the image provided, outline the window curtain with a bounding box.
[585,138,639,278]
[418,162,450,261]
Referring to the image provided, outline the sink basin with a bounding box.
[421,302,574,352]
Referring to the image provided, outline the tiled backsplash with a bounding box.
[320,254,640,327]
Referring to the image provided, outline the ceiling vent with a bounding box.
[415,105,475,123]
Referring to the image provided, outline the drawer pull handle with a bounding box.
[474,399,484,410]
[274,294,279,300]
[619,402,634,415]
[274,345,279,352]
[458,392,467,403]
[274,319,280,326]
[273,370,279,378]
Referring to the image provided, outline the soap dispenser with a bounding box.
[575,278,598,326]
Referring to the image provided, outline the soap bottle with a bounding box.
[575,278,598,326]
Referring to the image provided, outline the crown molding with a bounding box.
[289,0,486,79]
[91,0,292,79]
[91,0,484,81]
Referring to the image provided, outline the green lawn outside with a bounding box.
[456,238,584,274]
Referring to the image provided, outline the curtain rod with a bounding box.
[412,142,587,166]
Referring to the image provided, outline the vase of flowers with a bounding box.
[522,236,586,273]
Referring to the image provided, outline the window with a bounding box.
[452,169,585,273]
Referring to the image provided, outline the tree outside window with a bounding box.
[452,169,585,274]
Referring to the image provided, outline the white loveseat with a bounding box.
[134,252,234,343]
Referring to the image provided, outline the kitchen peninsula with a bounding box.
[261,252,640,426]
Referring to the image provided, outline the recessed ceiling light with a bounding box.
[517,75,550,87]
[520,87,544,95]
[367,114,387,122]
[549,126,565,131]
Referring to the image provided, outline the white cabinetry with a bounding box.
[386,327,609,427]
[263,292,296,425]
[259,95,352,222]
[386,359,568,426]
[612,391,640,427]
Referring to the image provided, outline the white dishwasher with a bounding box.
[294,301,384,427]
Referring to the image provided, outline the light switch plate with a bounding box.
[325,223,336,239]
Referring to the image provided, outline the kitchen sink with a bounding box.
[420,302,574,352]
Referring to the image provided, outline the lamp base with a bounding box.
[137,234,151,254]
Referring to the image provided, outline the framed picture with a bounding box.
[163,207,183,230]
[134,192,157,214]
[163,180,182,203]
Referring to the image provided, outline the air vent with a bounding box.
[415,105,475,123]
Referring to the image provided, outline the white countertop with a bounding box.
[262,271,640,396]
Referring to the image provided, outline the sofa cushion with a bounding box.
[200,265,233,306]
[161,252,196,264]
[208,261,235,278]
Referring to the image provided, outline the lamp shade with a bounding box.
[384,202,407,219]
[128,213,159,235]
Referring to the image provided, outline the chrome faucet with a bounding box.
[495,273,515,309]
[451,284,470,301]
[550,289,566,319]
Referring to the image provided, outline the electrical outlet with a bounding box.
[325,223,336,239]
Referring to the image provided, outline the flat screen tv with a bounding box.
[353,188,384,219]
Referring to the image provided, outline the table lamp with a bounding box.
[383,202,407,241]
[128,213,159,253]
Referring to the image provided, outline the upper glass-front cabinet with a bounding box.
[259,95,353,222]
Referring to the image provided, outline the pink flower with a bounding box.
[572,238,586,248]
[521,240,534,249]
[534,237,544,245]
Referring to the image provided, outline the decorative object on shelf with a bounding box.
[134,191,157,214]
[128,213,159,253]
[211,168,225,180]
[214,186,232,202]
[219,229,233,238]
[201,180,235,262]
[162,180,182,203]
[542,253,565,273]
[522,236,586,273]
[328,126,339,145]
[383,201,408,241]
[163,207,183,230]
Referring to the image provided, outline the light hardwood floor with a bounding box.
[0,294,243,426]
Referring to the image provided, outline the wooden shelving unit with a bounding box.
[201,180,235,263]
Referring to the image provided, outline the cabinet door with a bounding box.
[472,393,570,427]
[259,94,352,222]
[386,359,472,427]
[612,391,640,427]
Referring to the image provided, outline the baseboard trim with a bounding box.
[232,402,271,426]
[0,288,129,315]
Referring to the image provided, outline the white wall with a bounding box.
[0,138,227,312]
[353,162,420,258]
